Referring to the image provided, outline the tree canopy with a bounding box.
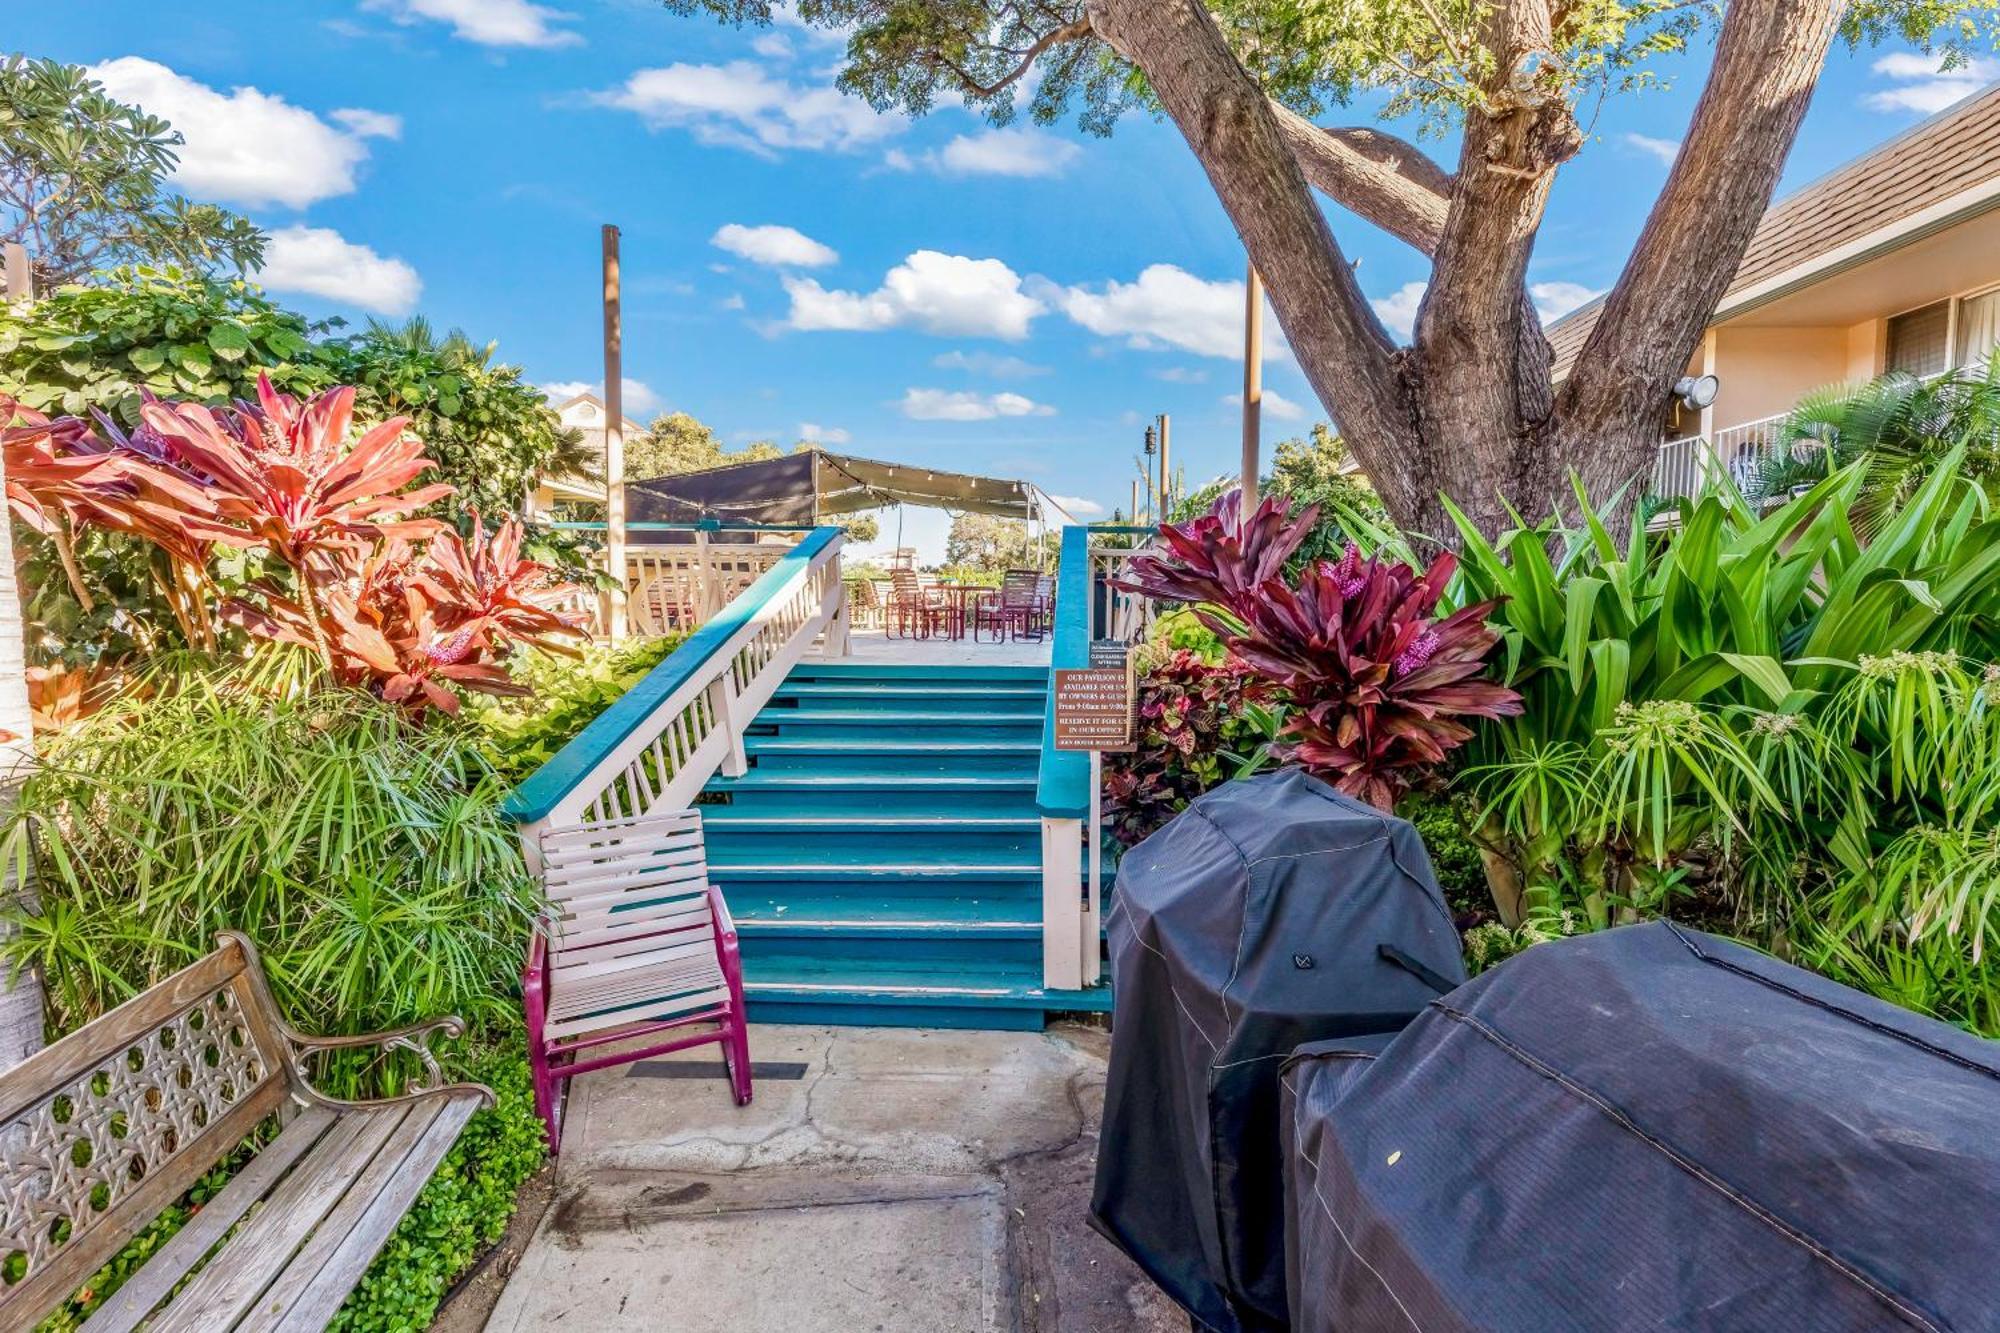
[0,56,264,292]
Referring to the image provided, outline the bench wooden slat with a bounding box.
[145,1106,410,1332]
[259,1094,482,1333]
[78,1105,340,1333]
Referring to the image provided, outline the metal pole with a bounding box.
[1242,263,1263,506]
[1158,413,1172,520]
[602,225,627,643]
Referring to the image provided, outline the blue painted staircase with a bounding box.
[699,660,1112,1030]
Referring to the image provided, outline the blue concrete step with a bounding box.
[700,774,1035,816]
[772,683,1044,714]
[703,814,1040,859]
[741,953,1111,1031]
[742,738,1038,776]
[746,711,1042,743]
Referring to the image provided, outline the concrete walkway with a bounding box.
[485,1024,1186,1333]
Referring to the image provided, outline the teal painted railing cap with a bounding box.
[503,527,843,825]
[1035,525,1094,820]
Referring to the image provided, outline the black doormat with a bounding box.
[626,1060,810,1081]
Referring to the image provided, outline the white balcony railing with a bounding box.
[1653,412,1791,500]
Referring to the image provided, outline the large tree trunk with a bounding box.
[0,448,47,1071]
[1089,0,1845,546]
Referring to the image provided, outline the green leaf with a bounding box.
[207,323,252,361]
[127,345,168,373]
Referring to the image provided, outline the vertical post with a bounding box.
[711,676,748,777]
[694,524,713,621]
[1157,413,1172,521]
[0,299,44,1069]
[1242,264,1263,506]
[1129,479,1138,528]
[3,244,31,307]
[1084,751,1102,986]
[602,225,628,644]
[1040,818,1085,991]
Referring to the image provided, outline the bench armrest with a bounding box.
[282,1017,497,1111]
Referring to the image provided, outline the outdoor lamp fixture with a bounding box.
[1143,425,1157,456]
[1674,374,1720,412]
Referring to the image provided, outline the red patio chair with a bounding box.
[887,565,948,639]
[523,808,751,1152]
[974,568,1049,642]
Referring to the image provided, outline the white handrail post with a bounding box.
[711,673,748,778]
[823,545,851,658]
[1041,817,1084,991]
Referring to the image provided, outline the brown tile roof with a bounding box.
[1547,81,2000,377]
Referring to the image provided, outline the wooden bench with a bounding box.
[0,931,492,1331]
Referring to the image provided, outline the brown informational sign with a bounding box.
[1054,662,1135,752]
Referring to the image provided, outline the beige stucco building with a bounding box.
[526,391,635,519]
[1549,82,2000,495]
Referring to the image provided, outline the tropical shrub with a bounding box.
[470,634,685,783]
[5,377,586,709]
[1118,491,1521,808]
[0,676,541,1066]
[1102,649,1274,846]
[1172,423,1387,573]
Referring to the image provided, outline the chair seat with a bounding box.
[89,1092,483,1333]
[544,951,731,1040]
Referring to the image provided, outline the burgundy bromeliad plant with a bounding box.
[1117,491,1522,809]
[4,375,586,716]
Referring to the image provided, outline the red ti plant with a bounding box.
[8,377,588,718]
[1118,491,1522,809]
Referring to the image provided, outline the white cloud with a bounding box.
[539,378,662,413]
[899,388,1055,421]
[362,0,582,48]
[1623,132,1679,166]
[932,349,1048,377]
[914,128,1082,178]
[1059,265,1278,360]
[1864,52,2000,114]
[1045,493,1105,517]
[87,58,391,209]
[711,222,838,268]
[1530,281,1602,323]
[1153,366,1208,384]
[1225,389,1307,421]
[331,108,403,140]
[719,293,747,311]
[786,251,1044,340]
[257,226,420,314]
[750,31,794,59]
[799,422,852,444]
[1370,281,1426,340]
[592,61,898,156]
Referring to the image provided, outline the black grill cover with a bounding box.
[1280,921,2000,1332]
[1091,769,1466,1332]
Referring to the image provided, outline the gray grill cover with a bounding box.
[1281,921,2000,1332]
[1091,769,1465,1332]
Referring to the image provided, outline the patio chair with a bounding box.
[845,575,883,628]
[887,565,947,639]
[523,808,751,1152]
[974,568,1049,642]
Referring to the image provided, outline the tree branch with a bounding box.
[1556,0,1843,476]
[1085,0,1419,506]
[949,17,1093,97]
[1268,106,1454,253]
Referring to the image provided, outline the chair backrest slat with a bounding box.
[535,809,726,1036]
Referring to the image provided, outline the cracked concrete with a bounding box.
[483,1023,1188,1333]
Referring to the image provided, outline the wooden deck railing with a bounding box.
[1035,523,1156,990]
[504,527,848,859]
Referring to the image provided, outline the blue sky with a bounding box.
[18,0,1997,555]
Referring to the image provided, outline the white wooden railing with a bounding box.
[1653,412,1790,499]
[506,528,848,866]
